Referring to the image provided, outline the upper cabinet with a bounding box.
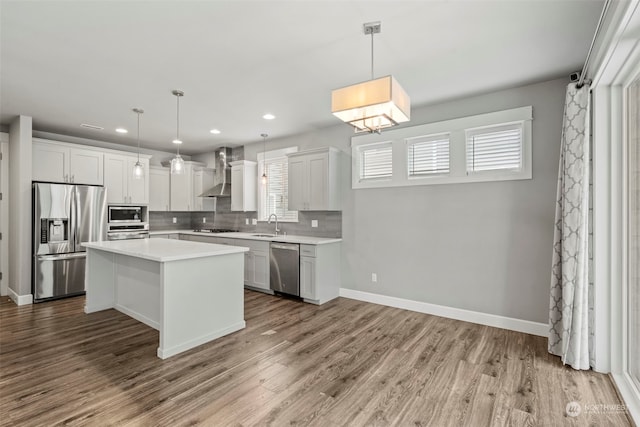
[149,166,170,211]
[104,153,150,205]
[167,161,206,212]
[230,160,257,212]
[33,139,104,185]
[287,147,341,211]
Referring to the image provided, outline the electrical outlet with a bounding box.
[372,273,377,283]
[202,217,206,223]
[245,218,249,225]
[252,219,257,225]
[172,217,177,224]
[311,220,318,228]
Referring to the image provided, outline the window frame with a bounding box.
[355,141,393,183]
[257,146,299,223]
[406,132,451,178]
[351,106,532,189]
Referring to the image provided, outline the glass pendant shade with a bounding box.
[331,75,410,133]
[132,108,145,179]
[261,173,267,185]
[170,154,184,174]
[132,160,144,179]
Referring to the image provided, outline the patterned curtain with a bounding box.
[549,82,591,370]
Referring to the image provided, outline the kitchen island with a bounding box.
[82,238,248,359]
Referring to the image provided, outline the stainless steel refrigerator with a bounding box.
[32,182,107,302]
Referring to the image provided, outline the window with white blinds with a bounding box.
[466,123,523,173]
[258,149,298,222]
[407,134,450,177]
[351,106,532,189]
[359,143,392,180]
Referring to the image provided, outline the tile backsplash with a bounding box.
[149,197,341,238]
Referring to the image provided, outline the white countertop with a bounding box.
[82,238,249,262]
[149,229,342,245]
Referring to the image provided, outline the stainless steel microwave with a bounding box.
[108,206,143,223]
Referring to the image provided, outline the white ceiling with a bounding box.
[1,0,603,155]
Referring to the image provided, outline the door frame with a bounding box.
[0,133,9,296]
[592,1,640,423]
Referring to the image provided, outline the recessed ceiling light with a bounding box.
[263,113,276,120]
[210,129,221,134]
[80,123,104,130]
[116,128,128,134]
[172,139,183,145]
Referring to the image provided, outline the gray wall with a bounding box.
[242,77,567,324]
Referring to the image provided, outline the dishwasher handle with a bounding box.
[270,242,299,252]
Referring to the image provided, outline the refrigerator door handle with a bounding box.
[38,253,86,261]
[70,186,77,252]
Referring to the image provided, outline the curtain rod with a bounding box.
[577,0,613,88]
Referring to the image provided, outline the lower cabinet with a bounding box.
[150,234,179,239]
[235,239,270,292]
[299,243,341,305]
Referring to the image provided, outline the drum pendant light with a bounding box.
[331,21,410,133]
[132,108,144,179]
[170,90,185,175]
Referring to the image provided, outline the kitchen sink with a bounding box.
[252,234,277,238]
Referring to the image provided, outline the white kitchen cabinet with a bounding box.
[167,161,205,211]
[192,167,216,211]
[299,242,341,304]
[149,166,170,211]
[287,147,341,211]
[229,160,257,212]
[104,153,149,205]
[33,139,104,185]
[234,238,269,291]
[149,233,178,239]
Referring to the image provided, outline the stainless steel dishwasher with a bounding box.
[269,242,300,296]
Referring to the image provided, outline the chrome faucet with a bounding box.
[268,214,280,235]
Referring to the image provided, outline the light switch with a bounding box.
[252,219,258,225]
[202,217,206,223]
[245,218,249,225]
[311,220,318,228]
[172,217,177,224]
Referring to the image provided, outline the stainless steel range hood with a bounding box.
[199,147,233,197]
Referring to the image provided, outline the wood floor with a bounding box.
[0,291,632,426]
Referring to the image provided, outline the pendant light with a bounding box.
[331,21,410,133]
[170,90,185,175]
[132,108,144,179]
[260,133,268,185]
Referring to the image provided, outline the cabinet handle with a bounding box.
[72,175,75,183]
[64,174,68,182]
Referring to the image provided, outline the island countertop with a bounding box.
[83,238,249,262]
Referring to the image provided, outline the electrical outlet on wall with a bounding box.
[172,217,177,224]
[202,217,206,223]
[245,218,249,225]
[311,220,318,228]
[252,219,257,225]
[372,273,377,283]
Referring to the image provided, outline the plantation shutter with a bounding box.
[360,143,392,180]
[408,135,450,176]
[466,123,523,173]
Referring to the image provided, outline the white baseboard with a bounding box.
[8,288,33,306]
[84,302,114,314]
[339,288,548,337]
[157,320,246,359]
[612,373,640,426]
